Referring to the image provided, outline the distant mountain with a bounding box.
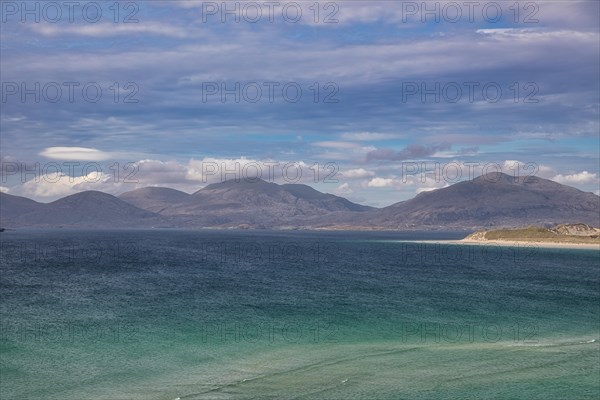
[0,191,162,228]
[118,187,191,213]
[133,179,372,228]
[358,173,600,230]
[1,173,598,230]
[0,193,42,227]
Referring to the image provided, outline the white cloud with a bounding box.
[21,172,116,198]
[0,186,10,193]
[39,147,113,161]
[365,173,451,196]
[416,184,448,194]
[536,165,557,179]
[1,115,26,123]
[476,28,540,37]
[187,157,281,183]
[342,168,375,179]
[476,29,597,42]
[29,22,189,38]
[334,183,353,195]
[552,171,599,185]
[501,160,545,177]
[367,177,395,188]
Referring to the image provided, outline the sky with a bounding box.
[1,0,599,207]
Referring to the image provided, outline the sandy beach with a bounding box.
[411,239,600,250]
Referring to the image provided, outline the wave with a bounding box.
[508,337,599,347]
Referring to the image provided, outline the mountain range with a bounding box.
[1,173,598,230]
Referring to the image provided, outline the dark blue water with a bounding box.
[1,230,599,399]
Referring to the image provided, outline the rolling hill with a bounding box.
[360,172,600,230]
[0,191,162,228]
[1,173,598,230]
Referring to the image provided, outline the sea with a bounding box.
[1,229,598,399]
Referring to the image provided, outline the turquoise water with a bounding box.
[1,230,599,399]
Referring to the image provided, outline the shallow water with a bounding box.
[1,230,598,399]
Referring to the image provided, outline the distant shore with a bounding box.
[451,224,600,250]
[405,239,599,250]
[460,239,599,250]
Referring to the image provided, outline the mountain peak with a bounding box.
[472,172,526,184]
[201,178,272,190]
[373,173,600,229]
[471,172,564,186]
[2,190,160,228]
[118,187,191,213]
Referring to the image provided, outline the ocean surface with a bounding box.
[1,229,598,399]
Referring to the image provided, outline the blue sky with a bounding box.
[1,0,599,206]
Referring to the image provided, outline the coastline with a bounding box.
[410,239,600,250]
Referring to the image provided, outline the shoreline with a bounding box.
[2,227,599,250]
[409,239,600,250]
